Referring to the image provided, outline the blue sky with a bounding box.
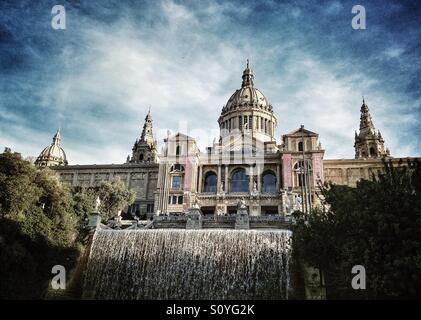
[1,0,420,164]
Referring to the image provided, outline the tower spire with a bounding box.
[140,109,154,147]
[359,97,374,133]
[354,98,389,159]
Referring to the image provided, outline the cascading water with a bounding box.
[83,229,292,299]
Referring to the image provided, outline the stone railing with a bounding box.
[88,213,292,231]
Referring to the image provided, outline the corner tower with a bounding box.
[354,98,390,159]
[129,110,157,163]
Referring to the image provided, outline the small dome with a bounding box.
[35,130,68,167]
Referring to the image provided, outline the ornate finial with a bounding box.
[362,95,365,104]
[246,58,249,69]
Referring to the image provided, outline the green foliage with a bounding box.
[0,151,82,299]
[0,152,40,218]
[293,159,421,299]
[97,177,136,221]
[72,188,96,220]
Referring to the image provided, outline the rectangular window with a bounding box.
[177,196,183,204]
[147,203,154,213]
[239,116,242,130]
[172,195,177,204]
[168,196,171,204]
[249,116,252,129]
[172,176,181,189]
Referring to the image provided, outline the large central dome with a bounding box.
[35,130,68,167]
[218,61,277,142]
[222,62,271,113]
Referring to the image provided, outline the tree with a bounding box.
[0,151,81,299]
[293,159,421,299]
[97,177,136,221]
[0,151,40,218]
[72,188,96,221]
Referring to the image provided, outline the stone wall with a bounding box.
[52,163,158,216]
[323,157,420,187]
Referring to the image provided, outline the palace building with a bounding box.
[34,62,418,218]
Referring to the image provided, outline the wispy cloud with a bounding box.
[0,0,420,164]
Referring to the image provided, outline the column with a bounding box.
[249,165,254,193]
[257,170,261,192]
[276,164,280,192]
[144,171,150,200]
[157,164,164,213]
[163,164,170,213]
[217,165,221,193]
[225,165,229,193]
[72,171,78,187]
[198,165,203,193]
[126,172,131,188]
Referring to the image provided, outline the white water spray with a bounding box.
[84,229,292,299]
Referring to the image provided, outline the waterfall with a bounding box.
[84,229,292,299]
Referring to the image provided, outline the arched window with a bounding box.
[231,168,248,192]
[293,161,312,187]
[203,172,217,193]
[139,154,144,161]
[262,171,277,193]
[298,141,303,152]
[369,147,376,157]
